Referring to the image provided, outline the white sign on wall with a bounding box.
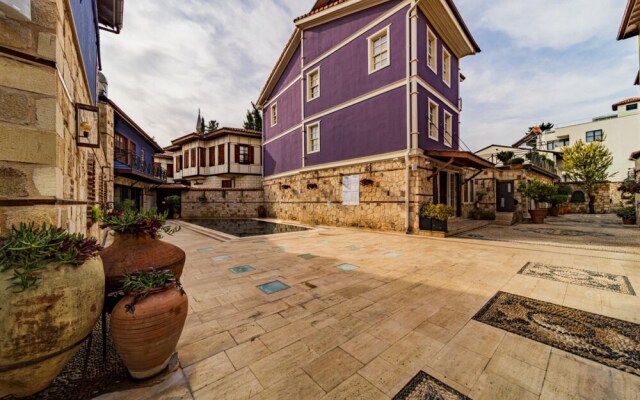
[342,175,360,206]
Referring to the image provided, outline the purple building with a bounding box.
[257,0,493,232]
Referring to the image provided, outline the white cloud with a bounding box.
[101,0,313,147]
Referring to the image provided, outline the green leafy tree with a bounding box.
[200,116,206,135]
[243,102,262,131]
[562,139,615,214]
[207,120,219,133]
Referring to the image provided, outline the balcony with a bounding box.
[115,149,167,183]
[485,149,559,178]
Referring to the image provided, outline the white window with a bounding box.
[444,111,453,147]
[307,68,320,101]
[271,103,278,126]
[427,27,437,72]
[443,48,451,86]
[307,122,320,153]
[368,27,390,73]
[428,100,439,140]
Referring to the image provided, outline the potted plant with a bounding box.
[100,207,183,294]
[420,203,455,232]
[496,151,514,167]
[110,270,188,379]
[556,185,572,215]
[549,194,569,217]
[476,190,488,201]
[164,195,181,219]
[508,157,525,170]
[519,180,556,224]
[615,207,637,225]
[0,223,104,397]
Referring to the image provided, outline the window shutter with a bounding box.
[184,151,189,168]
[168,164,174,178]
[199,148,206,167]
[191,148,196,167]
[218,145,225,165]
[249,146,255,164]
[209,147,215,166]
[234,144,240,163]
[87,155,96,202]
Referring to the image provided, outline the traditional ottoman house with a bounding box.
[256,0,491,232]
[0,0,124,236]
[161,126,264,218]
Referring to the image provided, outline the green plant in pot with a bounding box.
[0,223,104,397]
[496,151,514,167]
[164,195,181,219]
[110,270,188,379]
[556,185,572,215]
[615,207,637,225]
[99,207,184,295]
[419,203,455,232]
[549,194,569,217]
[508,157,525,170]
[519,180,557,224]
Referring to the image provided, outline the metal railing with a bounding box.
[115,149,167,181]
[484,149,559,175]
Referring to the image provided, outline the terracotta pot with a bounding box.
[622,218,636,226]
[529,209,548,224]
[101,233,185,294]
[549,207,560,217]
[110,284,188,379]
[510,163,523,170]
[0,258,104,397]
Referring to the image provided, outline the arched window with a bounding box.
[570,191,586,203]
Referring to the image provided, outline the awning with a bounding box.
[151,183,190,191]
[425,149,495,169]
[97,0,124,33]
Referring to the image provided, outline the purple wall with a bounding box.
[264,129,302,176]
[304,87,406,165]
[264,80,302,142]
[417,86,459,151]
[270,45,302,97]
[416,10,459,106]
[304,6,407,117]
[304,1,401,62]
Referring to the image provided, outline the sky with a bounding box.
[101,0,638,151]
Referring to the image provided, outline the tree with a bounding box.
[243,102,262,131]
[206,120,219,133]
[200,116,206,135]
[562,139,615,214]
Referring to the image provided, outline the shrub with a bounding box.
[519,180,556,207]
[618,178,640,195]
[420,203,455,220]
[469,209,496,220]
[508,157,525,165]
[550,194,569,206]
[497,151,515,164]
[557,185,572,195]
[100,208,180,239]
[615,207,637,221]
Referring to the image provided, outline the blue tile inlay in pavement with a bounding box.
[257,280,290,294]
[197,247,213,253]
[299,253,318,260]
[336,263,359,271]
[384,252,401,258]
[212,256,231,262]
[274,246,287,252]
[229,266,255,274]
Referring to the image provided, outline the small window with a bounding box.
[368,27,390,73]
[427,27,437,72]
[428,100,439,140]
[586,129,603,142]
[626,103,638,111]
[442,48,451,86]
[221,180,233,188]
[307,122,320,153]
[307,69,320,101]
[444,111,453,147]
[271,103,278,126]
[238,145,250,164]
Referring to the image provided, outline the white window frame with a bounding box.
[306,122,321,154]
[444,111,453,147]
[270,102,278,127]
[307,68,320,101]
[442,47,451,87]
[368,26,391,74]
[426,26,437,73]
[428,100,439,140]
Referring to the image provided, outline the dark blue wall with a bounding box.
[70,0,99,104]
[114,113,159,169]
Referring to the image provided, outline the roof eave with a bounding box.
[617,0,639,40]
[257,30,302,107]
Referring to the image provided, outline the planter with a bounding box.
[529,209,548,224]
[101,233,186,294]
[419,217,448,232]
[110,284,188,379]
[549,207,560,217]
[510,163,523,170]
[0,258,104,397]
[559,204,571,215]
[622,218,636,226]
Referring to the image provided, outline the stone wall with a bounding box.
[201,175,263,189]
[181,189,265,219]
[565,182,621,214]
[0,1,112,238]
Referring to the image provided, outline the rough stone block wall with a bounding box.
[201,175,262,189]
[263,157,422,232]
[0,0,112,237]
[181,189,265,219]
[566,182,621,214]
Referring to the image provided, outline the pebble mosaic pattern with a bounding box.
[513,227,615,237]
[392,370,470,400]
[473,292,640,377]
[519,262,636,295]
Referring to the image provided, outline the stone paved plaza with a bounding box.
[100,223,640,400]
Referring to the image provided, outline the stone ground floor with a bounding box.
[96,219,640,400]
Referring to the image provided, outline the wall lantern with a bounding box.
[76,103,100,148]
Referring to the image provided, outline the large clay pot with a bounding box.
[529,208,548,224]
[110,284,188,379]
[101,233,186,294]
[0,258,104,397]
[622,218,636,226]
[549,207,560,217]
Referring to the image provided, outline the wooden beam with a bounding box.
[427,157,455,181]
[462,169,483,185]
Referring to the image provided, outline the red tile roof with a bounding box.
[612,97,640,107]
[169,127,261,146]
[295,0,351,22]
